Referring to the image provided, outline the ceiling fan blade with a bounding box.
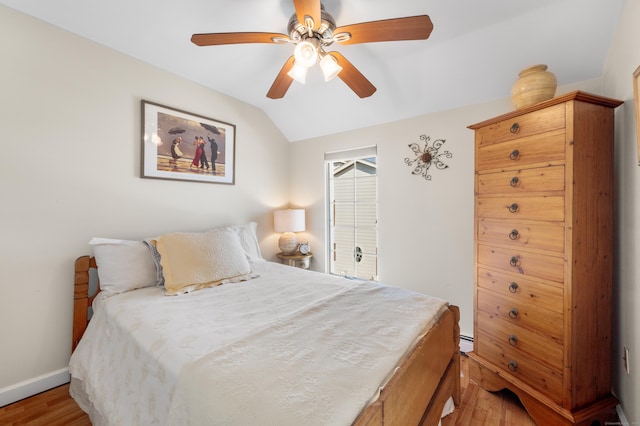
[328,52,376,98]
[334,15,433,45]
[191,32,289,46]
[293,0,322,30]
[267,56,296,99]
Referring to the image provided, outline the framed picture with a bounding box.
[634,66,640,165]
[141,100,236,184]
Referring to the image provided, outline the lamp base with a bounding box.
[278,232,299,255]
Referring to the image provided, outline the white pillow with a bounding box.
[153,227,257,296]
[89,238,160,297]
[230,222,264,262]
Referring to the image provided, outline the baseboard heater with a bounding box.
[460,335,473,355]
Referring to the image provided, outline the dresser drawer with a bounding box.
[477,165,565,195]
[476,309,563,371]
[477,219,564,253]
[477,129,565,172]
[477,244,564,283]
[475,103,565,147]
[476,195,564,222]
[476,287,563,342]
[477,267,563,313]
[476,331,563,404]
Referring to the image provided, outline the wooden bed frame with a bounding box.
[73,255,460,425]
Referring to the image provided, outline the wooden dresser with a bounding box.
[468,91,622,425]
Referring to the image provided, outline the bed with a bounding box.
[69,225,460,425]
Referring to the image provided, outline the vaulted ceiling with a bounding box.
[0,0,625,141]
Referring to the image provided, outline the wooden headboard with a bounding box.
[73,256,100,352]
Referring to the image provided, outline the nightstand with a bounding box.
[276,252,312,269]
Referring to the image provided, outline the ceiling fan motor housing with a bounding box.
[287,6,336,46]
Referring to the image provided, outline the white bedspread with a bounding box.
[69,261,448,426]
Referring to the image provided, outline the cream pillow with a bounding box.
[153,228,256,295]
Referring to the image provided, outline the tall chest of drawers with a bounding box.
[468,91,622,425]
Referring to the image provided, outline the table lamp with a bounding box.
[274,209,305,255]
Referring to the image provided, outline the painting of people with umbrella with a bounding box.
[141,100,235,184]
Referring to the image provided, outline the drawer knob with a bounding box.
[509,229,520,240]
[510,123,520,134]
[510,176,520,187]
[508,360,518,372]
[509,149,520,160]
[508,308,519,319]
[509,282,519,293]
[508,335,518,346]
[508,203,519,213]
[509,256,521,267]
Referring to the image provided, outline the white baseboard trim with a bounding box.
[617,404,629,426]
[0,368,70,407]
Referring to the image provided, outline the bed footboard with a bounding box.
[354,305,460,426]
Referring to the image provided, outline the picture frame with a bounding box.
[141,100,236,184]
[634,66,640,165]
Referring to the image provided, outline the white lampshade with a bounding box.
[274,209,305,233]
[293,40,318,68]
[287,62,308,84]
[320,54,342,81]
[274,209,305,255]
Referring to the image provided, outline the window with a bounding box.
[326,146,378,280]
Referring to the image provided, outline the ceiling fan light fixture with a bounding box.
[320,54,342,81]
[287,61,308,84]
[293,40,318,68]
[191,4,433,99]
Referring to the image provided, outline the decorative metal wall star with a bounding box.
[404,135,452,181]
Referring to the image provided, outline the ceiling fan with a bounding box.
[191,0,433,99]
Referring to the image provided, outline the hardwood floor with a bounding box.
[0,383,90,426]
[0,354,536,425]
[441,353,536,425]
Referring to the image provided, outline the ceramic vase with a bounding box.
[511,64,557,109]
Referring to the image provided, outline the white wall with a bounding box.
[602,0,640,421]
[0,5,290,403]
